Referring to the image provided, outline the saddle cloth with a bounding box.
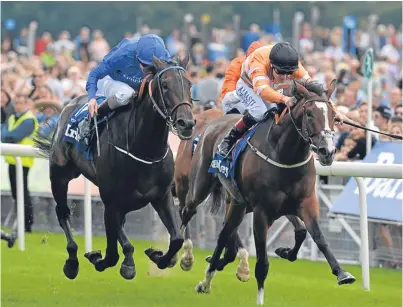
[63,96,114,160]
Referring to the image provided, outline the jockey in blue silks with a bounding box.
[85,34,171,119]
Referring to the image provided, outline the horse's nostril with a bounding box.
[177,119,186,127]
[318,147,328,156]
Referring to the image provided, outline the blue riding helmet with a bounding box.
[137,34,171,66]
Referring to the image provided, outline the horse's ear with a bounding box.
[325,79,337,99]
[179,52,190,69]
[152,55,164,70]
[294,80,310,98]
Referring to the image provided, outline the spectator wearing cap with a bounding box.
[374,105,393,140]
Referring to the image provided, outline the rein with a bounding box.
[106,65,192,165]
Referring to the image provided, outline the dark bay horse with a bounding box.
[34,55,195,280]
[181,80,356,304]
[175,108,308,281]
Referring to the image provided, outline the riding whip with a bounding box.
[93,113,101,157]
[342,120,402,140]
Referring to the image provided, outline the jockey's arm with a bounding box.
[86,61,111,100]
[248,54,287,104]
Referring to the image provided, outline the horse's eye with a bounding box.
[307,110,314,117]
[161,81,168,89]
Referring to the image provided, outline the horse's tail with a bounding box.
[33,126,54,160]
[206,183,226,215]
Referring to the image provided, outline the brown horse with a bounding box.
[174,107,250,281]
[181,80,355,304]
[175,107,310,281]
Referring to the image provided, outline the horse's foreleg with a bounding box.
[196,204,246,294]
[118,217,136,280]
[206,201,250,282]
[253,206,270,305]
[51,166,80,280]
[275,215,307,262]
[176,178,194,272]
[146,191,183,270]
[181,154,215,229]
[299,196,356,285]
[85,207,120,272]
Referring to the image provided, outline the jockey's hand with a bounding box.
[88,98,98,117]
[284,97,294,108]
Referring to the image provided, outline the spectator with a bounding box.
[62,66,87,102]
[374,105,393,133]
[88,30,110,63]
[1,94,38,233]
[1,89,14,124]
[195,63,221,109]
[53,31,75,55]
[74,27,91,63]
[394,104,402,117]
[389,116,402,140]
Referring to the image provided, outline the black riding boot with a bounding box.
[217,114,257,159]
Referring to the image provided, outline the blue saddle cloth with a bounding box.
[63,96,114,160]
[208,122,261,180]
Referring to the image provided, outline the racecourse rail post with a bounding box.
[15,157,25,251]
[355,177,370,291]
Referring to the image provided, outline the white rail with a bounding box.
[1,144,402,292]
[0,144,92,253]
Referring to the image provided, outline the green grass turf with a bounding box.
[1,232,401,307]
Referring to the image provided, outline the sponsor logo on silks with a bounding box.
[64,123,80,141]
[209,157,230,178]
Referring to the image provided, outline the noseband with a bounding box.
[288,98,335,151]
[148,65,192,133]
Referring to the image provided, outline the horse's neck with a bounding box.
[264,107,311,165]
[129,98,169,157]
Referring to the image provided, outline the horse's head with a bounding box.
[150,54,195,140]
[291,79,337,166]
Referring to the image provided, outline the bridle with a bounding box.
[148,65,192,135]
[288,97,335,152]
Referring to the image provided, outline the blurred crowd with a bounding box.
[1,21,402,158]
[1,19,402,265]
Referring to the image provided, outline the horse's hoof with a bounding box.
[94,260,107,272]
[63,259,79,280]
[195,282,210,294]
[84,250,102,264]
[144,248,164,264]
[120,264,136,280]
[275,247,297,262]
[180,256,194,271]
[205,255,212,263]
[338,271,356,285]
[7,239,15,248]
[236,270,250,282]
